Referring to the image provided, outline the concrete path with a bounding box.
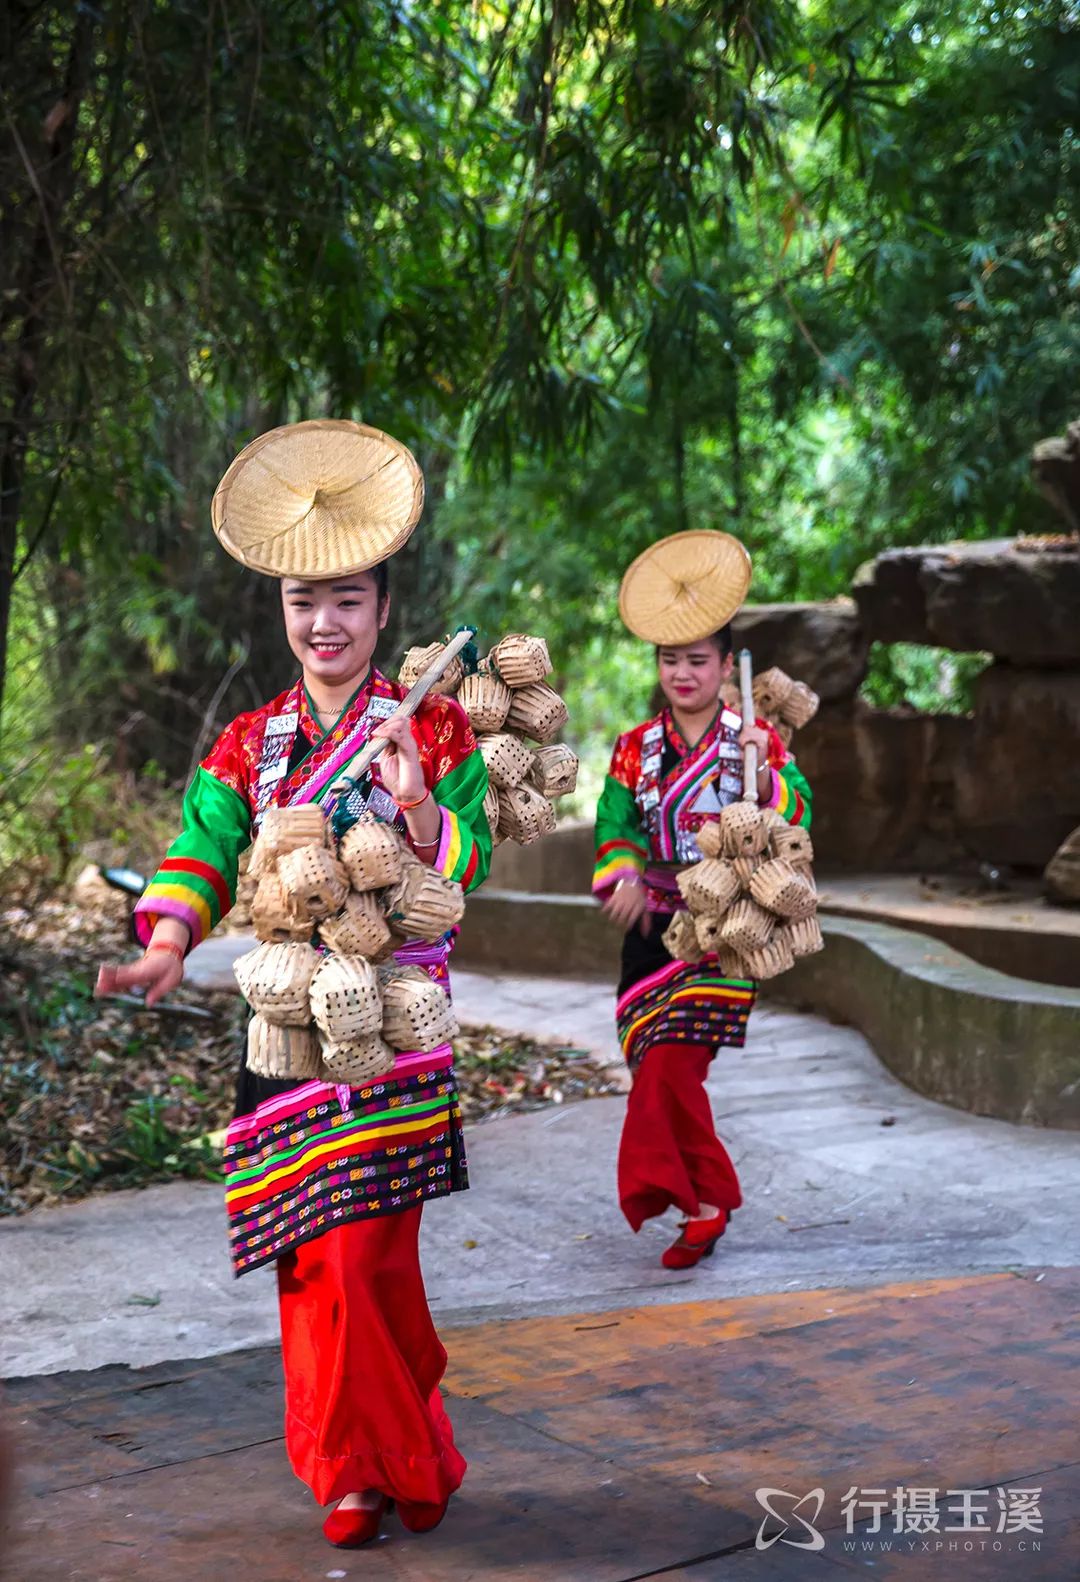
[2,962,1076,1379]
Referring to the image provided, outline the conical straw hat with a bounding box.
[211,420,424,578]
[619,530,752,644]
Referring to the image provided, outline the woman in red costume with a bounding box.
[96,422,490,1548]
[593,532,812,1270]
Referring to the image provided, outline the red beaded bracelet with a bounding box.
[147,941,185,963]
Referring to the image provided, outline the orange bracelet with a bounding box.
[147,941,185,963]
[395,790,431,812]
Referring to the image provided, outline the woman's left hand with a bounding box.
[739,722,774,797]
[738,723,770,761]
[373,716,428,805]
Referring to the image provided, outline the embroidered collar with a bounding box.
[298,670,374,750]
[663,704,725,761]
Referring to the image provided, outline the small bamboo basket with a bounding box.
[505,683,569,745]
[382,848,427,919]
[249,805,327,877]
[677,858,741,915]
[662,910,704,964]
[769,823,814,867]
[399,641,465,695]
[732,854,764,888]
[719,801,769,859]
[338,814,404,892]
[740,934,796,980]
[380,967,458,1052]
[310,955,383,1041]
[277,845,350,920]
[719,898,776,953]
[779,680,819,729]
[229,864,258,929]
[246,1016,322,1080]
[319,1030,396,1084]
[488,633,552,687]
[778,914,825,958]
[482,782,500,837]
[749,859,817,921]
[318,891,392,959]
[715,944,750,979]
[496,784,556,845]
[694,914,725,954]
[384,862,466,940]
[457,670,512,734]
[233,940,320,1025]
[528,744,579,798]
[479,732,535,789]
[760,807,789,836]
[695,819,723,859]
[251,874,313,943]
[752,667,795,719]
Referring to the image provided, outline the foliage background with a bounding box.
[2,0,1076,877]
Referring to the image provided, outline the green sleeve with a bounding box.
[770,759,812,828]
[133,767,250,947]
[593,774,649,898]
[431,749,492,893]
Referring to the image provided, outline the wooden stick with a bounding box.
[329,627,477,794]
[739,648,758,804]
[102,994,217,1021]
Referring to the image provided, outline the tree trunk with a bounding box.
[0,8,97,722]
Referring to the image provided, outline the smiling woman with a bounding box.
[595,531,812,1271]
[281,569,390,718]
[94,421,491,1550]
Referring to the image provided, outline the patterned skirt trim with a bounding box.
[224,1055,468,1277]
[615,958,756,1071]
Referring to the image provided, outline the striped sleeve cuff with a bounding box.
[765,769,807,826]
[433,805,481,892]
[133,856,232,950]
[592,839,648,899]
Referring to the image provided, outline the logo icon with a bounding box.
[755,1487,826,1552]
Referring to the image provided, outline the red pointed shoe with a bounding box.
[661,1210,728,1270]
[322,1494,392,1547]
[397,1496,450,1534]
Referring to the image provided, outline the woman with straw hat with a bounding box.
[95,421,491,1548]
[594,531,812,1270]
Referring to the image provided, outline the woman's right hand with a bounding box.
[95,947,184,1008]
[602,876,649,930]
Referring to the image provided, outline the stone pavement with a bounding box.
[1,962,1077,1377]
[3,958,1078,1577]
[6,1273,1077,1579]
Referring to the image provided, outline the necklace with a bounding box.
[313,702,346,718]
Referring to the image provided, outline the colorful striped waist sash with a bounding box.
[224,1049,468,1276]
[643,863,686,912]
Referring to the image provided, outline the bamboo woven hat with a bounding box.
[211,419,424,578]
[618,529,752,644]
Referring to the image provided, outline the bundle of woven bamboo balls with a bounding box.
[398,633,578,847]
[235,806,464,1082]
[662,801,823,980]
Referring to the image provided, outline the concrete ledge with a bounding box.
[776,916,1080,1130]
[816,876,1080,990]
[490,831,1080,987]
[455,889,620,979]
[455,892,1080,1129]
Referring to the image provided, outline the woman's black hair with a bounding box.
[372,561,389,602]
[655,624,733,658]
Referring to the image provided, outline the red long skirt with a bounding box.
[276,1207,466,1507]
[618,1041,742,1232]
